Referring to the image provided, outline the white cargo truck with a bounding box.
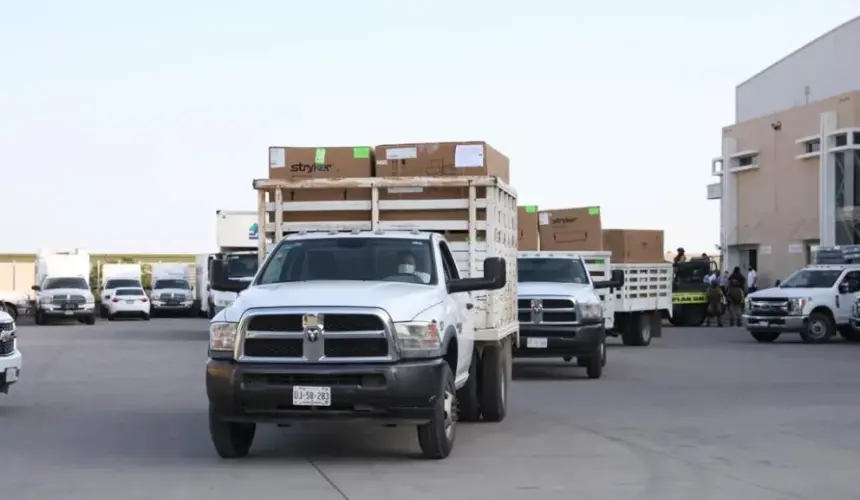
[150,263,196,316]
[32,248,96,325]
[206,176,517,460]
[517,251,672,374]
[199,211,261,318]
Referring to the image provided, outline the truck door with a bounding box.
[836,270,860,323]
[438,241,474,382]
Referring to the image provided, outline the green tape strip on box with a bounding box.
[588,207,600,215]
[524,205,537,213]
[315,148,326,164]
[353,147,370,159]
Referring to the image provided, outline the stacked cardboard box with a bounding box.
[602,229,665,263]
[537,206,603,251]
[517,205,539,250]
[267,145,374,223]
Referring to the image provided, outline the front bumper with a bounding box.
[152,300,194,311]
[39,304,95,318]
[207,357,446,425]
[743,314,808,332]
[850,317,860,331]
[514,322,605,358]
[0,349,22,393]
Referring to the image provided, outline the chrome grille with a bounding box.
[518,297,577,324]
[0,322,14,357]
[159,293,185,301]
[237,307,394,363]
[52,294,86,305]
[749,300,790,317]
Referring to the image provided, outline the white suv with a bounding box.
[0,310,21,394]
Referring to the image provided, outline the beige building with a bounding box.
[711,16,860,286]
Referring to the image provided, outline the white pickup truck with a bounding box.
[746,263,860,343]
[206,176,518,460]
[517,251,672,377]
[0,310,21,394]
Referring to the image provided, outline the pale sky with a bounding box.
[3,1,859,254]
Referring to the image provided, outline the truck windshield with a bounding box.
[153,279,190,289]
[44,277,88,290]
[779,269,843,288]
[225,254,258,279]
[257,237,436,285]
[105,279,141,289]
[517,258,589,284]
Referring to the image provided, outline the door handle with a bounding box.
[466,303,474,310]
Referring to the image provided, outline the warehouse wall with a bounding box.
[735,16,860,122]
[722,91,860,284]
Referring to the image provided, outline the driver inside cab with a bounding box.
[394,250,431,284]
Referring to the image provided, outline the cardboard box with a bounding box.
[374,141,510,200]
[267,146,374,226]
[602,229,665,263]
[538,207,603,251]
[518,205,539,250]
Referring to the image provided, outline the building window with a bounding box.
[806,139,821,153]
[853,132,860,145]
[737,155,757,167]
[834,133,848,147]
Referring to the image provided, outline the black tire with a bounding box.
[586,340,606,379]
[668,314,684,327]
[562,355,573,363]
[686,305,707,327]
[479,342,509,422]
[417,362,456,459]
[150,309,158,319]
[650,310,663,338]
[142,314,151,321]
[108,315,116,322]
[456,351,481,422]
[750,331,780,343]
[99,305,108,319]
[34,311,46,325]
[209,407,256,458]
[838,326,860,342]
[801,312,835,343]
[85,315,96,325]
[621,313,652,346]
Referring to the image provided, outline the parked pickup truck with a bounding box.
[206,176,518,460]
[516,251,673,378]
[0,310,21,394]
[746,263,860,343]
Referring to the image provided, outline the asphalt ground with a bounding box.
[4,318,860,500]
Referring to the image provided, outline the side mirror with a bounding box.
[31,285,41,291]
[593,269,625,290]
[447,257,507,294]
[210,259,249,293]
[839,281,851,294]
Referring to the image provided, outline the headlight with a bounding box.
[394,322,440,355]
[214,297,234,307]
[854,300,860,317]
[788,298,806,315]
[578,302,603,320]
[39,296,53,304]
[209,322,238,352]
[744,296,750,311]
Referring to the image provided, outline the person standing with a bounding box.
[747,266,758,294]
[726,267,746,327]
[719,270,730,294]
[704,279,724,327]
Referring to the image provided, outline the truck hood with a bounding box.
[518,281,595,301]
[749,288,826,299]
[224,281,444,322]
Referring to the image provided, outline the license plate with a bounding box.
[293,386,331,407]
[126,300,135,304]
[64,304,77,310]
[527,337,548,348]
[64,311,73,316]
[167,300,179,306]
[5,367,17,382]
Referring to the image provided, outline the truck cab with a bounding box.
[516,252,622,378]
[744,264,860,343]
[150,264,196,316]
[33,276,97,325]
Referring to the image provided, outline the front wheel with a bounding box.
[839,326,860,342]
[801,312,835,343]
[621,313,652,346]
[750,331,780,343]
[209,408,256,458]
[456,351,481,422]
[417,363,456,459]
[586,341,606,379]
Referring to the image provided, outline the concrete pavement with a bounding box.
[3,319,860,499]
